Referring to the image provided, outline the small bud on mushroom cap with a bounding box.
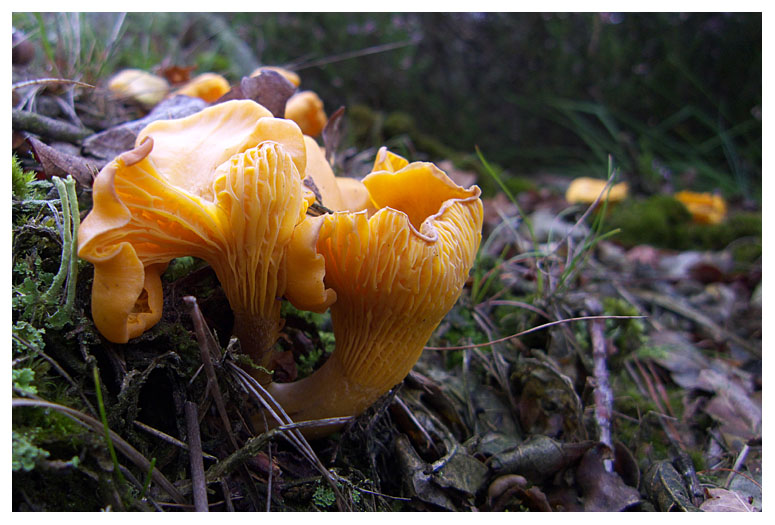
[78,100,317,376]
[267,151,483,434]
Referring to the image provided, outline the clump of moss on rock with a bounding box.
[605,195,761,259]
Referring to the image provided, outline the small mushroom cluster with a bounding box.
[78,98,483,436]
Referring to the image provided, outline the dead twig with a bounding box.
[226,362,351,511]
[12,108,93,142]
[587,298,614,472]
[133,420,218,462]
[184,401,209,512]
[183,296,240,452]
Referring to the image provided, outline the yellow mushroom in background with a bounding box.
[285,91,327,137]
[251,66,301,88]
[565,176,629,206]
[171,72,231,103]
[77,100,316,382]
[267,150,484,437]
[107,69,170,108]
[674,190,727,225]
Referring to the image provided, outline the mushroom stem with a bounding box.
[263,312,431,438]
[231,309,280,384]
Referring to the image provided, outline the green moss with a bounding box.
[605,195,761,253]
[602,297,647,354]
[12,155,37,201]
[12,430,50,472]
[605,195,693,249]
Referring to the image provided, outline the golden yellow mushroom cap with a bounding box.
[78,100,315,347]
[285,91,327,137]
[107,69,170,108]
[565,177,629,205]
[171,72,231,103]
[674,190,727,225]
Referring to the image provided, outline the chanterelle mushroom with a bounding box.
[78,100,315,381]
[266,150,483,436]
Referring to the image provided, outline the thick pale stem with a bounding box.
[263,350,385,438]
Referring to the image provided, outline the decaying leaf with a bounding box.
[512,358,585,439]
[575,443,641,511]
[696,368,761,449]
[28,136,99,187]
[487,435,593,484]
[699,488,756,512]
[486,474,553,511]
[214,71,296,118]
[322,106,346,168]
[642,460,701,511]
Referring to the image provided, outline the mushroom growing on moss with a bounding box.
[78,99,316,381]
[674,190,727,225]
[265,151,483,436]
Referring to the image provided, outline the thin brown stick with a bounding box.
[133,420,218,461]
[183,296,240,451]
[12,109,93,142]
[185,401,209,512]
[588,300,614,472]
[424,315,644,351]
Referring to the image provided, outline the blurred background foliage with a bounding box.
[13,12,761,201]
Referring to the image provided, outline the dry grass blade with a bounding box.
[226,361,351,511]
[632,288,760,357]
[12,397,186,504]
[12,334,97,417]
[12,78,95,92]
[424,315,645,351]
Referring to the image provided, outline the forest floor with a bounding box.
[11,69,762,511]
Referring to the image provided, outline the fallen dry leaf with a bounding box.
[699,488,756,512]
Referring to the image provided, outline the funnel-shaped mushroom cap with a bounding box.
[78,100,315,352]
[270,154,483,426]
[285,91,327,137]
